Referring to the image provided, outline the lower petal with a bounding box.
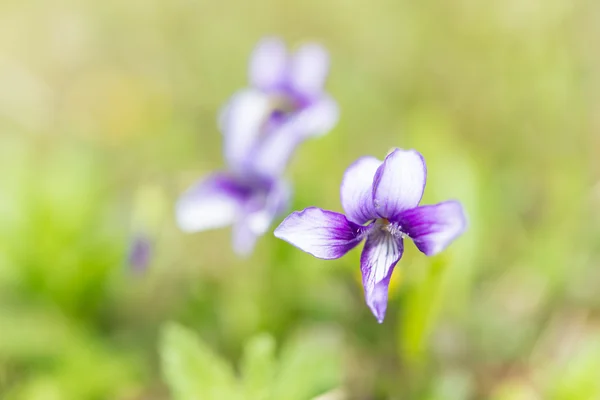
[232,219,259,257]
[398,200,467,256]
[360,229,404,323]
[175,173,249,233]
[232,179,291,257]
[274,207,365,259]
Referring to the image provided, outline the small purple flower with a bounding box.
[219,37,339,180]
[176,172,290,256]
[274,149,467,323]
[176,37,336,256]
[127,234,152,273]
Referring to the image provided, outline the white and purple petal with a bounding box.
[360,225,403,323]
[221,89,271,171]
[175,173,251,233]
[249,96,338,179]
[249,37,288,91]
[232,179,291,256]
[290,94,339,138]
[372,148,427,220]
[340,156,381,225]
[248,120,302,180]
[398,200,467,256]
[232,217,260,257]
[289,43,329,99]
[274,207,366,259]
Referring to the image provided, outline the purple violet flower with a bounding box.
[274,148,467,323]
[176,37,337,256]
[219,37,339,180]
[176,173,290,256]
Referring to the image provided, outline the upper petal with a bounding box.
[274,207,365,259]
[360,227,404,323]
[175,173,250,232]
[288,43,329,98]
[249,37,288,91]
[398,200,467,256]
[221,90,271,171]
[372,148,427,220]
[249,96,338,179]
[340,156,381,225]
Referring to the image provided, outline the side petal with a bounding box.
[398,200,467,256]
[360,229,404,323]
[291,94,339,138]
[289,43,329,98]
[274,207,365,259]
[372,148,427,220]
[340,156,381,225]
[249,37,288,91]
[175,173,250,232]
[249,96,338,179]
[221,90,271,171]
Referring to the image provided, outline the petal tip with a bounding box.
[368,300,387,324]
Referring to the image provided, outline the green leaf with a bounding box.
[240,333,277,400]
[159,322,240,400]
[271,328,343,400]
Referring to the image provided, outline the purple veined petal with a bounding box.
[288,43,329,98]
[249,37,289,91]
[372,148,427,220]
[340,156,382,225]
[221,89,271,171]
[249,96,339,179]
[360,226,404,323]
[274,207,366,259]
[175,172,250,233]
[398,200,467,256]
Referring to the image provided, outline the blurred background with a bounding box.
[1,0,599,398]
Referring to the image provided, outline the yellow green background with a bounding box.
[1,0,599,398]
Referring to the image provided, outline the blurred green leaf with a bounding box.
[546,337,600,400]
[0,305,74,360]
[159,322,240,400]
[399,256,446,365]
[240,333,277,400]
[271,328,343,400]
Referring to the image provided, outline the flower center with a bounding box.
[374,218,406,239]
[269,94,299,114]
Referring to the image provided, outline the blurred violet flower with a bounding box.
[127,234,152,273]
[176,172,290,256]
[219,37,339,180]
[177,36,340,256]
[274,148,467,323]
